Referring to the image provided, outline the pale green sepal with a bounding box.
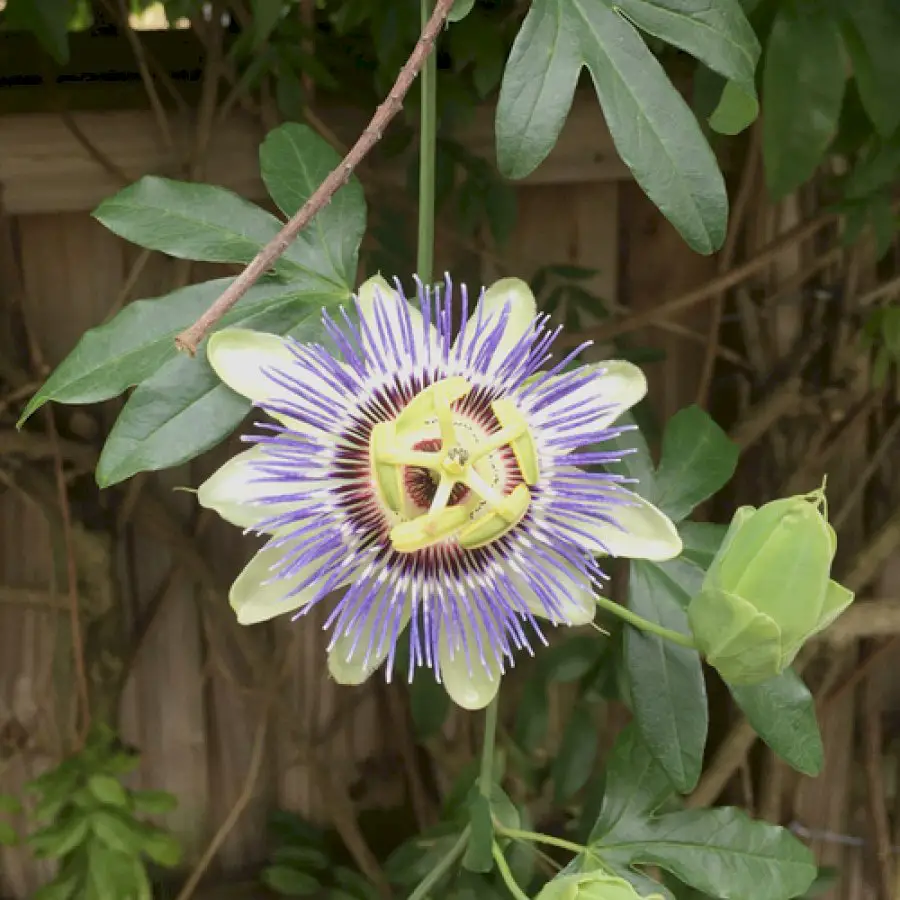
[328,598,411,686]
[230,537,341,625]
[809,579,855,638]
[197,446,296,531]
[688,588,784,685]
[439,615,502,710]
[703,504,756,590]
[477,277,537,366]
[725,500,832,632]
[356,274,437,360]
[579,489,682,561]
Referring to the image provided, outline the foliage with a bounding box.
[261,812,382,899]
[24,725,180,900]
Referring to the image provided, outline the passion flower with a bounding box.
[196,275,681,709]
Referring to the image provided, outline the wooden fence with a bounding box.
[0,93,895,900]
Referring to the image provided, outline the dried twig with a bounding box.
[560,211,839,347]
[60,111,132,185]
[173,702,271,900]
[174,0,457,354]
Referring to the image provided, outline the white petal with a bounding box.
[327,589,410,685]
[592,360,648,428]
[356,275,438,364]
[207,329,296,403]
[461,277,537,370]
[197,446,296,530]
[575,489,682,561]
[508,556,596,625]
[206,329,338,432]
[230,535,339,625]
[536,360,647,432]
[438,613,503,711]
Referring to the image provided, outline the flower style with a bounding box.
[197,275,681,709]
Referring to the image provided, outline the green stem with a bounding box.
[417,0,438,284]
[492,842,531,900]
[496,826,589,858]
[407,826,471,900]
[479,694,500,797]
[594,595,697,649]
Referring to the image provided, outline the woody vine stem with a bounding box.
[173,0,456,355]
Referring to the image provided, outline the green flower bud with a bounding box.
[688,485,854,685]
[536,872,663,900]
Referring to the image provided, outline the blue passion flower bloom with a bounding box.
[196,275,681,709]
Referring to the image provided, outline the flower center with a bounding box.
[404,439,470,509]
[369,377,540,553]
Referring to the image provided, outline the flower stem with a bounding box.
[417,0,438,284]
[492,842,531,900]
[495,825,589,857]
[479,693,500,796]
[407,826,471,900]
[594,595,697,649]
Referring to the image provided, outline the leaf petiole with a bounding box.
[594,595,697,650]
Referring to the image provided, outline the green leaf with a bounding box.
[4,0,71,63]
[513,678,549,752]
[612,0,760,91]
[709,80,760,136]
[596,807,817,900]
[30,816,91,858]
[539,633,604,683]
[0,793,22,814]
[87,775,128,808]
[602,411,656,491]
[625,561,708,793]
[90,811,144,855]
[130,790,178,815]
[462,793,494,873]
[494,0,580,181]
[762,5,846,199]
[410,674,451,741]
[141,828,182,868]
[95,301,326,485]
[273,846,331,871]
[842,132,900,200]
[654,405,739,521]
[678,522,727,569]
[250,0,284,48]
[589,724,673,842]
[93,177,342,287]
[85,843,143,900]
[552,702,598,801]
[18,278,313,425]
[385,828,462,886]
[498,0,727,253]
[728,669,823,776]
[839,0,900,136]
[449,0,476,22]
[262,865,321,896]
[259,124,365,287]
[94,349,247,486]
[0,820,17,846]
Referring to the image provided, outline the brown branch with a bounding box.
[559,211,839,348]
[174,0,457,355]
